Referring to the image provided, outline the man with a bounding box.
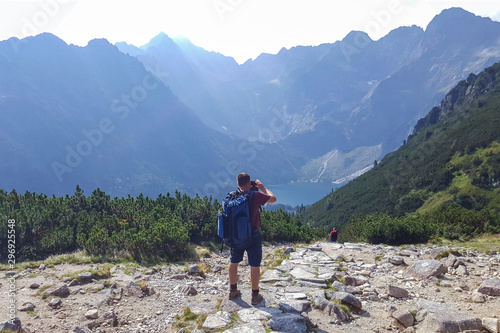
[330,227,338,242]
[228,172,277,305]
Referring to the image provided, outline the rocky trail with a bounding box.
[1,241,500,333]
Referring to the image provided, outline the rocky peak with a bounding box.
[409,62,500,141]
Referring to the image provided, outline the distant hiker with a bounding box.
[227,172,276,305]
[330,227,338,242]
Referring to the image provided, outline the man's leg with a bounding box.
[228,247,243,300]
[250,266,260,290]
[229,262,239,285]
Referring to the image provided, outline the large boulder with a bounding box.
[403,260,447,279]
[478,278,500,296]
[46,284,70,297]
[416,300,482,332]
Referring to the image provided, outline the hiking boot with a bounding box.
[251,293,264,305]
[228,289,241,300]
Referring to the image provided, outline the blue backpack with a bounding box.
[218,190,254,250]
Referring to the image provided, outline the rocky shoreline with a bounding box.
[1,241,499,332]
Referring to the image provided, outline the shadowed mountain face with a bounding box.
[1,8,500,198]
[118,8,500,183]
[0,34,296,198]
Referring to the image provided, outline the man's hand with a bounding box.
[255,180,277,204]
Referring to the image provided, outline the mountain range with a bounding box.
[1,7,500,200]
[300,61,500,229]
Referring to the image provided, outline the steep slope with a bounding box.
[0,34,297,197]
[300,61,500,229]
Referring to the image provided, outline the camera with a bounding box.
[250,180,259,191]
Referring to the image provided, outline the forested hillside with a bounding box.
[300,62,500,243]
[0,187,321,262]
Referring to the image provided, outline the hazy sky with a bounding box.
[1,0,499,63]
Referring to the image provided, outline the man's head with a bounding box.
[237,172,251,191]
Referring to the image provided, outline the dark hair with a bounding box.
[237,173,251,187]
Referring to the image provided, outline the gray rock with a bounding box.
[478,278,500,296]
[471,292,486,303]
[330,291,362,309]
[224,321,267,333]
[295,280,328,289]
[19,302,35,312]
[344,275,367,286]
[283,247,293,255]
[392,309,414,328]
[386,285,409,298]
[399,249,419,257]
[237,308,275,322]
[46,284,70,298]
[202,311,232,330]
[430,246,450,259]
[482,318,500,333]
[260,269,292,283]
[290,267,316,280]
[312,292,349,323]
[279,300,310,314]
[445,254,457,267]
[403,260,447,280]
[388,256,405,265]
[268,313,307,333]
[48,297,62,308]
[0,317,22,332]
[212,265,224,272]
[85,309,99,319]
[188,265,199,274]
[127,281,144,297]
[189,302,218,316]
[74,326,92,333]
[416,300,482,332]
[29,283,40,289]
[78,272,93,283]
[331,281,362,294]
[456,265,468,276]
[39,264,46,270]
[181,285,198,296]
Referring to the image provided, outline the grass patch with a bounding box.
[173,307,203,330]
[0,250,139,271]
[194,246,211,259]
[435,251,451,260]
[59,263,114,282]
[36,284,54,299]
[432,234,500,253]
[26,310,37,317]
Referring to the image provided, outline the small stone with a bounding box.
[182,285,198,296]
[386,285,409,298]
[471,293,486,303]
[85,309,99,319]
[19,302,35,311]
[188,265,199,274]
[78,272,93,283]
[392,309,414,328]
[29,283,40,289]
[46,284,70,298]
[49,298,62,308]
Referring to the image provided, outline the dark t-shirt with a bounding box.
[248,191,271,229]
